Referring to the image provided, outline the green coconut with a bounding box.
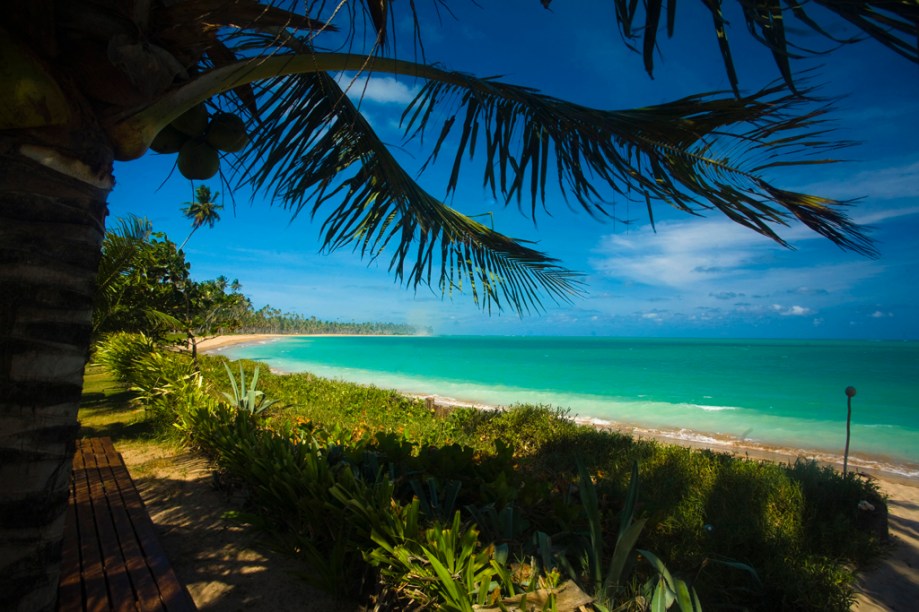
[171,103,209,137]
[177,140,220,180]
[149,124,188,154]
[205,112,249,153]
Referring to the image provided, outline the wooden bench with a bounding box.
[58,437,195,611]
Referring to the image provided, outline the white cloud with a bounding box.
[778,305,812,317]
[870,310,893,319]
[591,218,879,296]
[334,73,419,105]
[584,217,887,328]
[854,205,919,226]
[793,159,919,202]
[592,219,775,289]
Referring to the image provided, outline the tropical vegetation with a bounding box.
[2,2,916,608]
[88,334,887,610]
[93,218,428,347]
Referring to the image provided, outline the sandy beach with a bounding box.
[196,333,298,352]
[195,333,919,608]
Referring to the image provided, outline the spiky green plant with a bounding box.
[222,363,280,416]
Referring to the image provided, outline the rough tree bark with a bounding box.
[0,147,110,610]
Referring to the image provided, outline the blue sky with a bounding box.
[108,1,919,339]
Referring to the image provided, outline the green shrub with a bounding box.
[785,459,884,561]
[93,331,157,382]
[165,356,888,610]
[363,510,504,608]
[221,363,280,416]
[447,404,579,455]
[128,350,201,423]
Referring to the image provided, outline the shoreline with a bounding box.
[198,334,919,484]
[415,391,919,486]
[196,332,407,353]
[195,333,918,609]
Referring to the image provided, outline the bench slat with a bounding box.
[71,440,109,611]
[83,438,139,611]
[58,437,195,611]
[108,460,188,609]
[92,438,166,612]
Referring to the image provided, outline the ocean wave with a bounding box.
[845,455,919,480]
[883,466,919,479]
[693,404,739,412]
[663,429,725,445]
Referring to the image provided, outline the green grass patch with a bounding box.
[77,364,159,443]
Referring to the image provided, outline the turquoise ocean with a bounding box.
[220,336,919,479]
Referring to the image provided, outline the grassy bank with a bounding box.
[88,333,889,610]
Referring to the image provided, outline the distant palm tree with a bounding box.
[1,2,915,608]
[179,185,223,250]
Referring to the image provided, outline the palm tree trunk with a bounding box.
[178,226,197,251]
[0,149,110,610]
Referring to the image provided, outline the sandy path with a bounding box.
[119,443,356,611]
[853,477,919,610]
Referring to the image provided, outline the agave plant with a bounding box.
[222,363,280,416]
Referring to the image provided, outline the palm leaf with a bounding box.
[142,308,186,338]
[401,71,876,255]
[549,0,919,95]
[157,50,875,313]
[92,216,153,335]
[113,18,879,311]
[232,67,583,314]
[95,215,152,300]
[364,0,389,44]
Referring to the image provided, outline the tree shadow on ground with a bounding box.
[78,418,158,443]
[78,381,160,444]
[81,389,135,408]
[125,450,356,611]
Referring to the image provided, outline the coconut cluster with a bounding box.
[150,104,249,180]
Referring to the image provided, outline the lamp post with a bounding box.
[844,386,857,476]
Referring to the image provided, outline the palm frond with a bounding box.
[93,215,152,336]
[95,215,153,304]
[143,308,185,332]
[401,71,875,256]
[120,44,875,310]
[232,69,583,314]
[564,0,919,95]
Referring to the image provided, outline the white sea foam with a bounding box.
[662,429,726,445]
[693,404,738,412]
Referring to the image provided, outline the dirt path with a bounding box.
[118,443,356,611]
[853,478,919,610]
